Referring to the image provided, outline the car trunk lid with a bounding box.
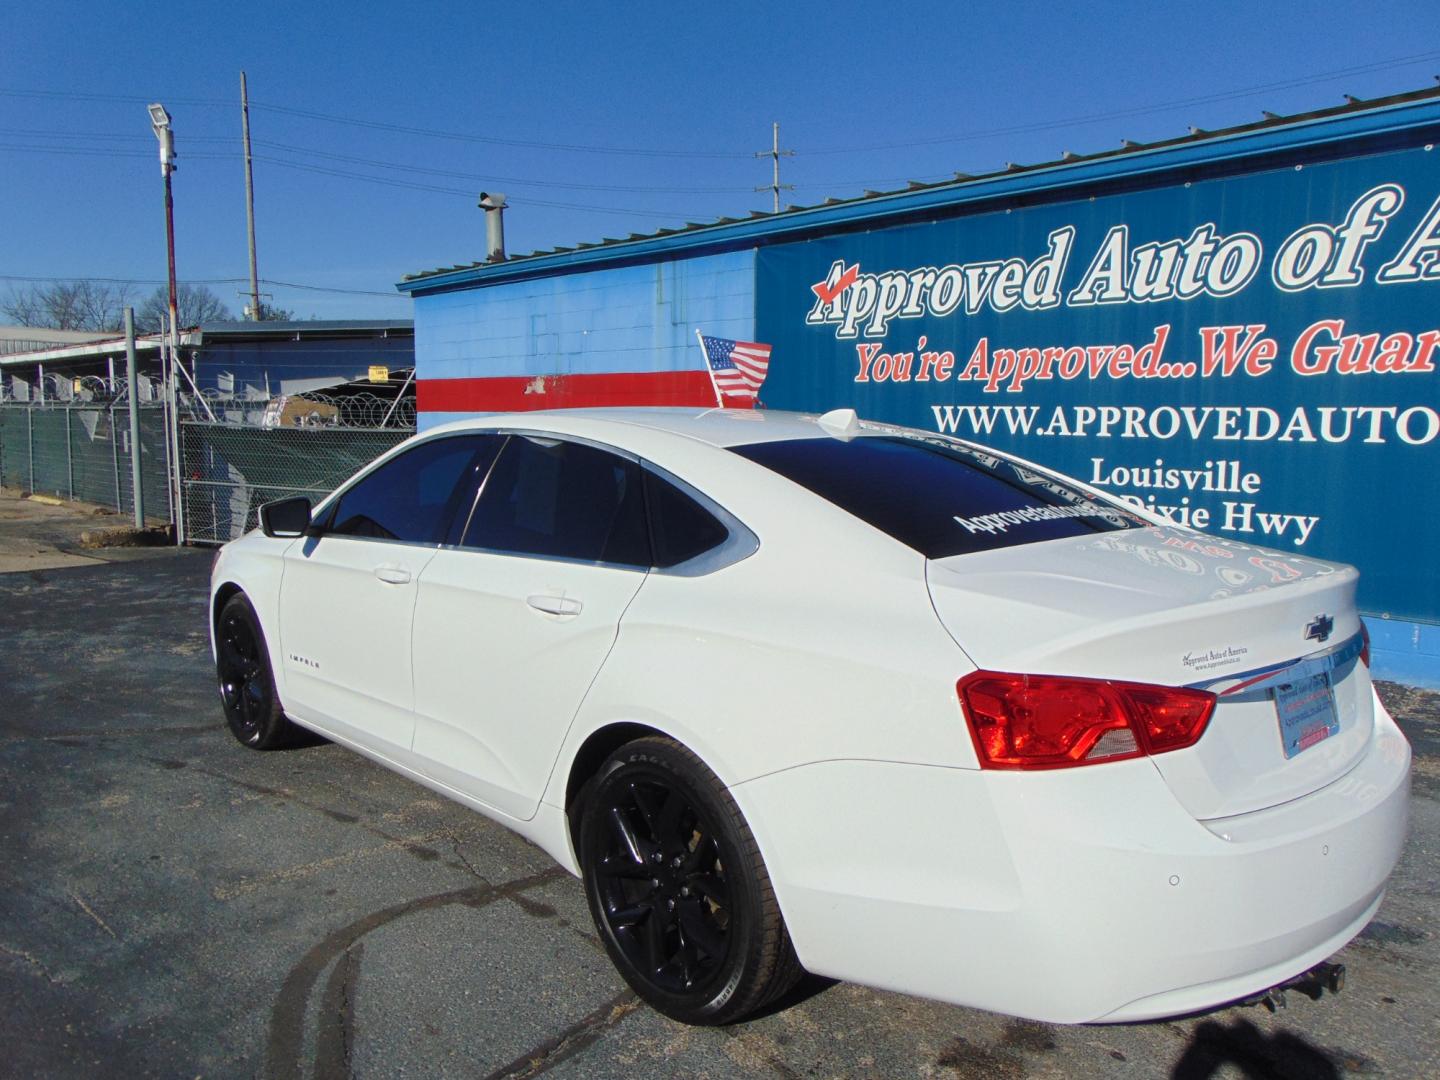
[927,526,1372,819]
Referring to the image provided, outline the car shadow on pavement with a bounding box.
[1170,1017,1342,1079]
[282,726,330,750]
[745,971,840,1021]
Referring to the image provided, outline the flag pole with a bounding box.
[696,329,726,409]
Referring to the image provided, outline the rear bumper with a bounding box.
[735,689,1410,1023]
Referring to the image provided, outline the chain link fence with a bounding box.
[180,394,413,544]
[2,388,414,544]
[0,403,171,522]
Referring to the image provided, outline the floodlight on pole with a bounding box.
[148,103,175,176]
[146,101,180,334]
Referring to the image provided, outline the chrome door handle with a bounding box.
[526,594,583,616]
[374,566,412,585]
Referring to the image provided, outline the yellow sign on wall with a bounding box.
[368,365,389,383]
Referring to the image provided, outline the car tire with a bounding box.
[215,593,300,751]
[580,736,802,1025]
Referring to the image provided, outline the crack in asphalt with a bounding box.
[446,831,491,883]
[480,989,640,1080]
[0,942,65,985]
[67,889,118,940]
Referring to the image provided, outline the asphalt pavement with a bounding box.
[0,487,174,573]
[1,497,1437,1078]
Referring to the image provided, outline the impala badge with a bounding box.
[1304,614,1334,643]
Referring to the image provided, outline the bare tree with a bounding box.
[255,302,295,321]
[135,284,233,332]
[0,286,45,326]
[1,281,136,332]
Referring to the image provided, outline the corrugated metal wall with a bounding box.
[414,249,755,427]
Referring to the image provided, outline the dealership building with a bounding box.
[398,87,1440,684]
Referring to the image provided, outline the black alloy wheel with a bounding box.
[216,593,297,750]
[580,737,801,1025]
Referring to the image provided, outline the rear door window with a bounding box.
[731,435,1143,558]
[462,436,652,568]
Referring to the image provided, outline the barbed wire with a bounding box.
[0,373,167,405]
[183,388,416,429]
[0,383,416,429]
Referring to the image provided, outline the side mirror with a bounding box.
[259,495,312,538]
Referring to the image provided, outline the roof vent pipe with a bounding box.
[479,191,507,262]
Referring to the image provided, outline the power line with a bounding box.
[0,88,231,107]
[0,127,233,143]
[261,278,404,298]
[0,136,953,198]
[1,273,244,285]
[244,100,752,158]
[251,139,756,193]
[5,52,1439,256]
[4,49,1438,167]
[0,143,156,158]
[0,132,758,193]
[256,157,710,218]
[802,49,1440,154]
[0,144,717,220]
[0,86,751,159]
[0,142,242,163]
[0,273,407,298]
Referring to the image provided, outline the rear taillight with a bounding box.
[957,671,1216,770]
[1360,622,1371,668]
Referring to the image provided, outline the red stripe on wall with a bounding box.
[417,370,750,412]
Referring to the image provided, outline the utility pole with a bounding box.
[123,307,144,527]
[755,121,795,214]
[149,102,183,543]
[240,72,262,320]
[148,104,179,352]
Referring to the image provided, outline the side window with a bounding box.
[329,435,498,544]
[644,470,729,568]
[462,436,652,568]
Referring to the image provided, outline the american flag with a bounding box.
[700,335,772,402]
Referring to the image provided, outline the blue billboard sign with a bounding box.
[756,143,1440,624]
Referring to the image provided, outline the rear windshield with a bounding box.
[731,434,1145,558]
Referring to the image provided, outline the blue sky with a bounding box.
[4,1,1440,319]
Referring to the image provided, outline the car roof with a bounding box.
[423,406,873,449]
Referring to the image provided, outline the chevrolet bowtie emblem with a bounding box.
[1305,614,1334,643]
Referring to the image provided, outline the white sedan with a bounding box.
[209,407,1410,1026]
